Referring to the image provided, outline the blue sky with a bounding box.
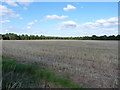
[1,1,118,36]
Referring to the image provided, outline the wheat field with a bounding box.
[2,40,118,88]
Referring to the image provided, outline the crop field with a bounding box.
[2,40,118,88]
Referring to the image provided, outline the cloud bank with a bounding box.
[59,17,118,31]
[0,5,20,18]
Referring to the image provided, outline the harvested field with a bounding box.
[2,40,118,88]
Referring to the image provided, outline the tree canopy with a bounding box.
[1,33,120,40]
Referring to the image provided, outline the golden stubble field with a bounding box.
[2,40,118,88]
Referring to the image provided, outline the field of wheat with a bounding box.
[2,40,118,88]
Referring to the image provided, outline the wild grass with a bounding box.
[2,57,82,88]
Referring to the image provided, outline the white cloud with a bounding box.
[1,26,30,34]
[5,29,9,32]
[59,21,77,28]
[96,19,106,23]
[0,20,11,23]
[27,26,31,29]
[27,19,38,29]
[107,17,118,23]
[19,17,23,20]
[0,5,20,18]
[0,5,12,16]
[46,15,68,20]
[5,1,18,7]
[63,5,76,11]
[28,19,38,25]
[3,0,34,6]
[3,0,34,12]
[17,0,34,5]
[81,17,118,29]
[23,7,28,10]
[59,17,118,31]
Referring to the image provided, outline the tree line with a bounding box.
[0,33,120,40]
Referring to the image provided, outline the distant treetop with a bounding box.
[1,33,120,40]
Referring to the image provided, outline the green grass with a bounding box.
[2,57,84,89]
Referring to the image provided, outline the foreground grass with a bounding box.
[2,57,83,89]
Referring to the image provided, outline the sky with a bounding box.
[0,1,118,37]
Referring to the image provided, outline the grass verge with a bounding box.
[2,56,83,89]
